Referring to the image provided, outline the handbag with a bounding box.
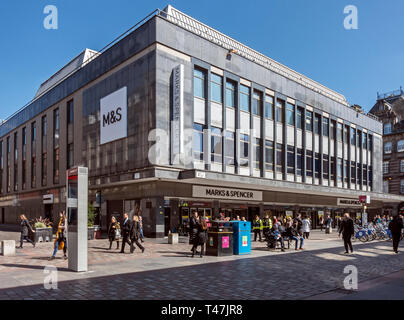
[115,229,121,239]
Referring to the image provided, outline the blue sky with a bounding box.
[0,0,403,120]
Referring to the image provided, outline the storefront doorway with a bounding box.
[164,207,171,236]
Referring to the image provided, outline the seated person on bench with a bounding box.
[286,222,304,251]
[270,224,285,252]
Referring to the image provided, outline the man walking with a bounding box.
[120,213,132,253]
[339,213,355,254]
[252,215,263,242]
[388,214,403,254]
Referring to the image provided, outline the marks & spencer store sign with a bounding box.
[193,186,262,201]
[100,86,127,145]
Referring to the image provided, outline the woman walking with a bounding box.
[18,215,35,248]
[108,216,121,250]
[191,217,208,258]
[49,212,67,260]
[138,215,145,243]
[189,210,199,253]
[130,215,145,253]
[302,216,311,239]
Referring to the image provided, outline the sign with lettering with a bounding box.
[100,87,127,145]
[192,186,263,201]
[337,198,362,207]
[242,236,248,247]
[171,65,184,164]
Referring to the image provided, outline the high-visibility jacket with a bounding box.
[253,219,263,231]
[262,218,272,230]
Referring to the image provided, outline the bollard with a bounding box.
[168,233,179,244]
[1,240,16,256]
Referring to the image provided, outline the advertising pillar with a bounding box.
[67,167,88,272]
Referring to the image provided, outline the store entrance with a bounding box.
[44,204,53,222]
[179,207,212,233]
[164,208,171,236]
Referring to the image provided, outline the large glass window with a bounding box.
[363,164,368,185]
[211,127,222,163]
[322,118,329,137]
[344,160,349,184]
[344,125,349,143]
[337,158,343,182]
[350,128,356,145]
[264,95,273,119]
[400,160,404,173]
[286,103,295,126]
[252,91,262,116]
[276,99,284,123]
[14,132,18,191]
[240,134,249,167]
[287,145,295,174]
[276,143,284,172]
[401,180,404,194]
[384,142,392,154]
[225,131,235,165]
[193,123,204,161]
[194,69,206,99]
[296,148,303,176]
[306,150,313,177]
[42,152,47,186]
[383,161,389,174]
[330,121,336,140]
[351,161,356,184]
[323,154,329,180]
[210,74,222,103]
[314,115,321,135]
[240,85,250,112]
[305,111,313,131]
[368,135,373,150]
[337,123,343,142]
[331,157,336,181]
[362,133,367,149]
[265,140,274,171]
[314,153,320,178]
[254,138,261,169]
[383,180,389,193]
[383,123,392,134]
[357,163,361,185]
[225,81,236,108]
[296,108,304,130]
[397,140,404,152]
[42,116,47,137]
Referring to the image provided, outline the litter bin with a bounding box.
[206,221,233,256]
[232,221,251,255]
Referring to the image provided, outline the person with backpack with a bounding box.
[389,214,404,254]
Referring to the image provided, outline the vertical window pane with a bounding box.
[194,69,206,99]
[265,140,274,171]
[276,100,284,123]
[305,111,313,131]
[211,74,222,103]
[226,81,236,108]
[286,103,295,126]
[264,95,273,119]
[252,91,262,116]
[240,85,250,112]
[287,145,295,174]
[322,118,329,136]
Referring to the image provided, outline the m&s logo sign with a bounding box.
[100,87,127,145]
[102,107,123,127]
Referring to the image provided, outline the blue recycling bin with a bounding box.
[232,221,251,255]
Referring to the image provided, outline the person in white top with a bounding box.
[302,216,311,239]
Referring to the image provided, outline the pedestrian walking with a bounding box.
[388,214,403,254]
[191,217,208,258]
[108,216,121,250]
[252,215,263,242]
[120,213,132,253]
[18,214,35,249]
[130,215,145,253]
[338,213,354,254]
[325,214,333,234]
[302,216,311,239]
[319,215,324,231]
[49,211,67,260]
[138,214,145,243]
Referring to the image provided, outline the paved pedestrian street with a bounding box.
[0,229,403,300]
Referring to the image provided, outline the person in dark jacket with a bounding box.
[191,217,207,258]
[339,213,355,254]
[18,215,35,248]
[286,222,304,250]
[189,210,199,246]
[388,215,404,254]
[130,215,145,253]
[120,213,132,253]
[108,216,121,250]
